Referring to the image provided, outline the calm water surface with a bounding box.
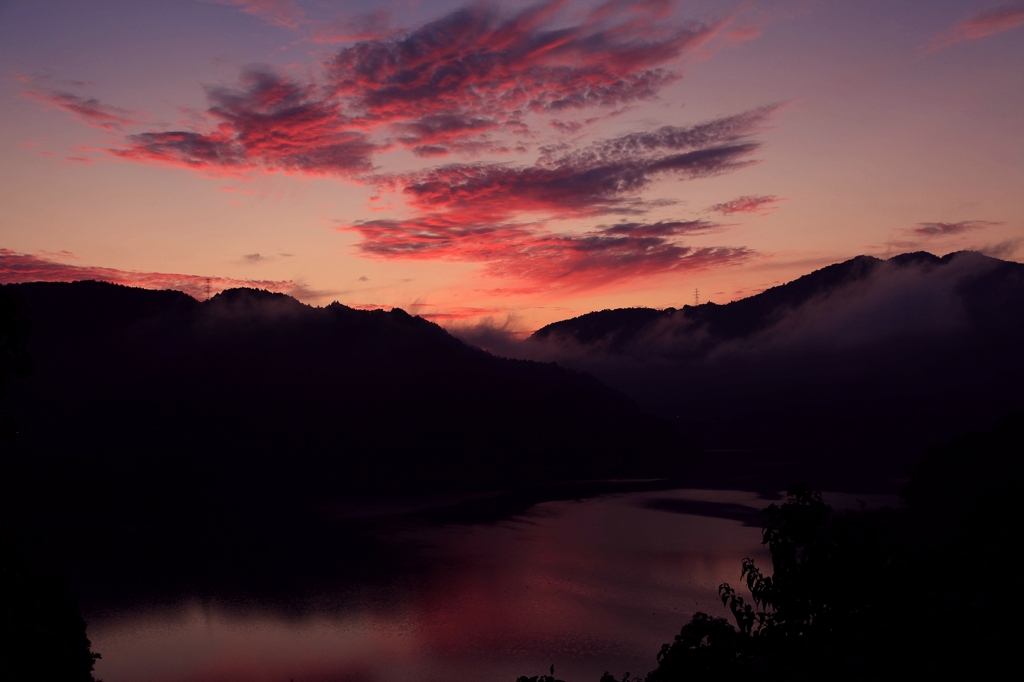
[87,488,894,682]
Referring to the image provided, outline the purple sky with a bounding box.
[2,0,1021,329]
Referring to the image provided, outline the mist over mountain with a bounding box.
[495,251,1024,480]
[5,251,1022,610]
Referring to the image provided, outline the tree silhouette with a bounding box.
[593,413,1024,682]
[0,515,102,682]
[1,285,101,682]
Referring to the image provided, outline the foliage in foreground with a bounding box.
[1,286,101,681]
[522,411,1023,682]
[0,516,102,682]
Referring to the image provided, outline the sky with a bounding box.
[1,0,1022,330]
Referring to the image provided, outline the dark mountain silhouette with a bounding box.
[5,280,684,497]
[0,286,101,681]
[0,281,688,606]
[525,251,1024,486]
[534,251,1024,348]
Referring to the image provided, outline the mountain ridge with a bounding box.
[1,280,690,543]
[532,251,1022,350]
[518,250,1024,480]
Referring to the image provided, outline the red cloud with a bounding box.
[494,237,752,288]
[393,114,500,149]
[911,220,1001,237]
[340,215,748,288]
[0,249,314,301]
[113,69,377,176]
[709,194,783,215]
[345,215,535,259]
[327,0,717,126]
[23,91,137,130]
[27,3,774,291]
[335,105,776,289]
[101,1,730,174]
[391,105,777,220]
[925,3,1024,51]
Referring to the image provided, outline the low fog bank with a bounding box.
[454,251,1024,472]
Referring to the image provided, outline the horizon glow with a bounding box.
[1,0,1022,330]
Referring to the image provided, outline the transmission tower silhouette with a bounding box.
[204,278,212,301]
[694,287,700,306]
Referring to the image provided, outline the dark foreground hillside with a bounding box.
[527,251,1024,483]
[0,281,687,606]
[4,281,685,497]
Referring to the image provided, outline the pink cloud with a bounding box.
[0,249,314,301]
[340,215,749,289]
[334,105,777,289]
[709,194,783,215]
[27,3,777,291]
[550,120,586,134]
[327,0,717,127]
[391,106,777,221]
[23,91,137,130]
[101,1,731,173]
[393,114,501,150]
[310,10,394,43]
[487,233,752,289]
[725,27,761,44]
[407,304,510,321]
[113,69,378,176]
[925,3,1024,51]
[209,0,304,29]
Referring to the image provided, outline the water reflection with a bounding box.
[88,489,894,682]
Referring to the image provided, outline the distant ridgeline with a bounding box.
[529,251,1024,467]
[1,281,686,514]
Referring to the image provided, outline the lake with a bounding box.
[86,487,896,682]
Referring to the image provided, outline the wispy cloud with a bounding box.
[878,219,1004,255]
[0,249,316,301]
[336,104,777,288]
[22,91,137,130]
[342,215,750,288]
[388,105,778,221]
[207,0,305,29]
[27,2,773,291]
[911,220,1001,237]
[925,3,1024,51]
[102,1,736,175]
[326,0,720,146]
[310,9,394,43]
[709,194,783,215]
[408,304,511,321]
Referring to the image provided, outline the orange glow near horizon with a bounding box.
[1,1,1021,331]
